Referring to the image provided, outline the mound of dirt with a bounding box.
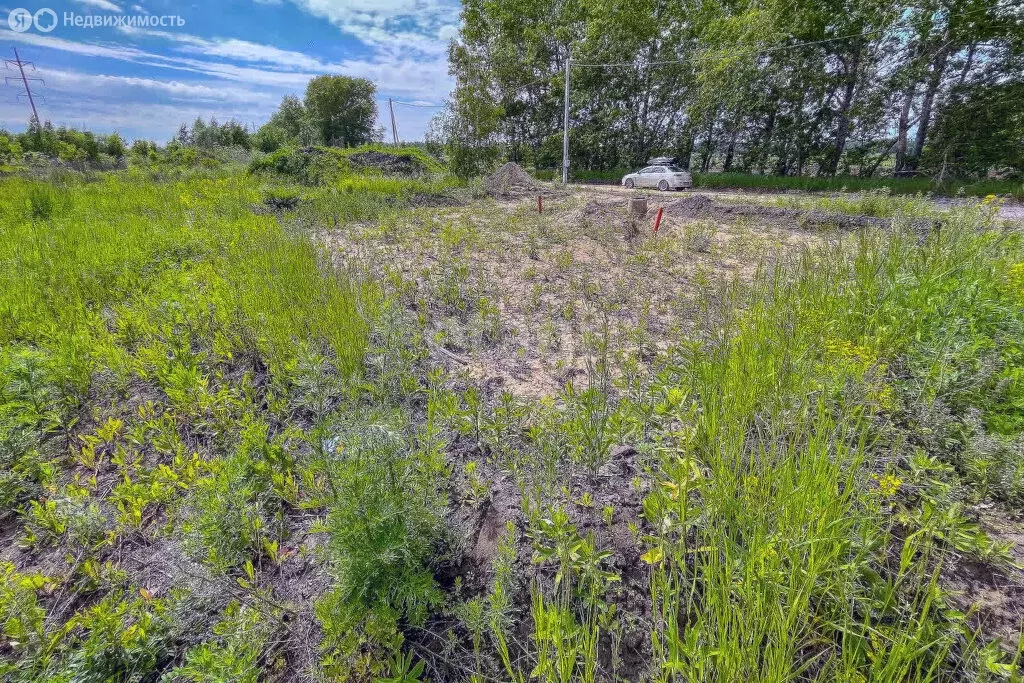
[484,163,548,199]
[568,199,626,225]
[349,150,424,175]
[666,193,716,217]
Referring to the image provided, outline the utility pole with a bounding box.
[388,98,399,145]
[4,48,43,125]
[562,51,570,184]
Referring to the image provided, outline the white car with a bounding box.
[622,165,693,191]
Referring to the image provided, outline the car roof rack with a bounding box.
[647,156,677,165]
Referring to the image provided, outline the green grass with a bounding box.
[248,143,445,185]
[639,210,1024,678]
[0,161,460,682]
[753,188,942,218]
[0,171,369,373]
[694,172,1024,199]
[1,159,1023,682]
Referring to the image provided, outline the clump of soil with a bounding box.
[567,199,631,234]
[668,193,716,217]
[484,163,550,199]
[349,150,425,175]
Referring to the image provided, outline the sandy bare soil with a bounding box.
[325,186,838,399]
[319,182,1024,661]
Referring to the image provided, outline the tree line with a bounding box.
[433,0,1023,179]
[174,75,381,153]
[253,75,380,152]
[0,75,382,170]
[0,121,127,167]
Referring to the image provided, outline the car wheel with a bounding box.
[625,179,634,189]
[658,180,669,191]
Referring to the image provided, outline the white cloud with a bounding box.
[0,6,456,141]
[35,66,276,104]
[2,29,158,61]
[285,0,460,50]
[74,0,124,12]
[437,24,458,42]
[120,27,329,70]
[291,0,459,27]
[115,27,453,99]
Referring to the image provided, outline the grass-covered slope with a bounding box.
[248,144,445,185]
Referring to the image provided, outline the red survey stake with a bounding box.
[653,207,664,234]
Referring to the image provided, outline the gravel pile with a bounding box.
[484,163,546,199]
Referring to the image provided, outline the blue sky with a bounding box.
[0,0,458,141]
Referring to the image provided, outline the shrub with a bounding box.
[248,144,443,185]
[179,421,296,572]
[166,602,271,683]
[314,418,446,673]
[52,592,172,682]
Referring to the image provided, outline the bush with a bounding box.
[248,144,443,185]
[314,418,446,672]
[180,419,296,572]
[52,592,172,682]
[252,124,289,154]
[166,602,271,683]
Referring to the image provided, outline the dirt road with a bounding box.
[569,183,1024,223]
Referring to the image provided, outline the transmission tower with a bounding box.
[4,48,44,125]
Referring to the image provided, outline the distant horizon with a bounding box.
[0,101,443,145]
[0,1,455,142]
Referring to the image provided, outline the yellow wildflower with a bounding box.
[877,473,902,496]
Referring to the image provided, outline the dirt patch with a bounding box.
[262,195,301,211]
[943,508,1024,652]
[435,437,656,680]
[409,192,466,208]
[317,188,823,403]
[566,199,632,235]
[944,558,1024,652]
[443,451,526,591]
[664,193,936,232]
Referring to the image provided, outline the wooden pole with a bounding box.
[562,51,570,184]
[388,98,399,145]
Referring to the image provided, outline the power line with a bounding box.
[389,100,446,109]
[4,47,43,124]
